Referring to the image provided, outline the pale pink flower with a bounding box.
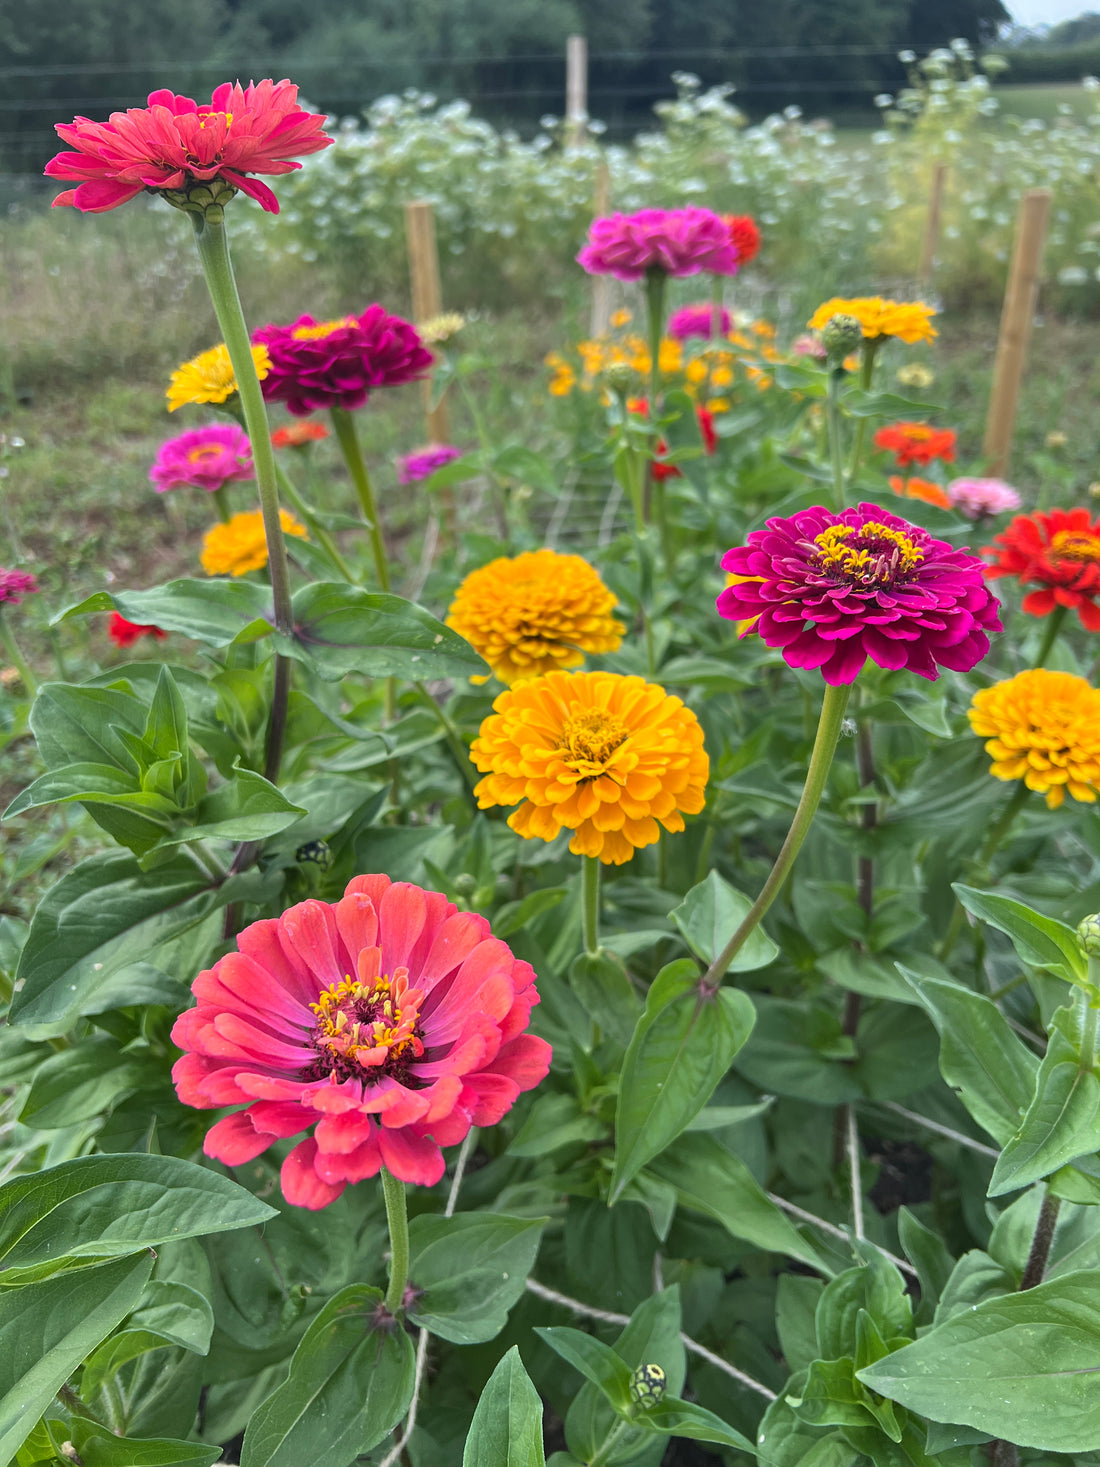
[947,477,1023,520]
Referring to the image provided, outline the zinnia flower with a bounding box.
[254,307,434,416]
[201,508,307,577]
[792,334,827,360]
[888,475,952,509]
[447,550,624,686]
[627,398,717,481]
[471,670,709,865]
[897,363,935,390]
[150,424,254,494]
[874,422,956,469]
[725,214,762,265]
[968,669,1100,808]
[108,613,167,648]
[397,445,463,485]
[45,80,332,214]
[808,297,938,345]
[0,569,39,605]
[948,477,1022,520]
[418,312,465,344]
[272,421,329,449]
[717,501,1001,685]
[983,507,1100,630]
[167,343,271,413]
[170,873,552,1208]
[667,303,733,339]
[576,208,739,281]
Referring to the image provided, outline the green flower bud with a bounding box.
[822,313,864,359]
[629,1362,667,1409]
[1078,914,1100,958]
[295,839,332,871]
[603,361,635,397]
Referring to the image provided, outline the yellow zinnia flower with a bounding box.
[471,670,709,865]
[808,297,938,346]
[200,508,307,577]
[968,669,1100,809]
[168,343,272,412]
[418,312,465,344]
[447,549,624,686]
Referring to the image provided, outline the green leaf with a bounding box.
[17,1038,158,1130]
[406,1212,547,1344]
[643,1396,757,1453]
[776,1275,825,1374]
[533,1327,633,1411]
[69,1421,221,1466]
[156,765,305,846]
[492,445,559,493]
[27,682,146,772]
[610,960,756,1201]
[240,1285,415,1467]
[508,1093,606,1158]
[953,885,1087,984]
[59,581,274,647]
[462,1346,546,1467]
[816,1253,912,1361]
[286,583,488,681]
[857,1269,1100,1452]
[5,762,145,818]
[568,949,642,1048]
[671,870,779,974]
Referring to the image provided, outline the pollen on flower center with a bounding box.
[557,708,630,771]
[291,316,357,342]
[1051,530,1100,564]
[813,521,925,585]
[187,444,224,463]
[197,111,233,130]
[306,972,425,1083]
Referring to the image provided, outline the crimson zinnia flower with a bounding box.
[45,80,332,214]
[108,614,167,648]
[725,214,762,266]
[0,569,38,605]
[254,308,434,416]
[577,208,739,281]
[718,502,1001,685]
[983,507,1100,630]
[873,422,956,469]
[171,875,552,1209]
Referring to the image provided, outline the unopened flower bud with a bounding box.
[630,1362,667,1408]
[295,839,332,870]
[1078,914,1100,958]
[603,362,635,397]
[822,314,864,359]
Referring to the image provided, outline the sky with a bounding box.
[1009,0,1095,23]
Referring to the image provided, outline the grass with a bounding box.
[994,82,1098,123]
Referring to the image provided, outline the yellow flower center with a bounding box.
[187,444,224,464]
[1051,530,1100,564]
[307,972,424,1083]
[813,522,925,585]
[558,708,630,772]
[292,316,357,341]
[197,111,232,130]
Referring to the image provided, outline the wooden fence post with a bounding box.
[983,188,1052,478]
[403,199,448,445]
[918,162,948,283]
[565,34,588,149]
[590,159,611,337]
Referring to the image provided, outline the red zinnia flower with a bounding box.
[983,507,1100,631]
[45,80,332,214]
[254,308,434,416]
[272,421,329,449]
[170,875,552,1209]
[108,613,167,648]
[725,214,761,266]
[873,422,956,469]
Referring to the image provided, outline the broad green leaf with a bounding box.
[81,1280,214,1397]
[776,1275,825,1374]
[755,1372,849,1467]
[610,960,756,1201]
[59,581,274,647]
[240,1285,414,1467]
[5,762,144,818]
[507,1093,606,1158]
[815,1252,912,1362]
[156,765,305,846]
[643,1397,757,1453]
[27,682,145,773]
[897,1209,954,1322]
[462,1346,546,1467]
[286,583,487,681]
[568,949,642,1047]
[533,1327,633,1411]
[953,884,1087,984]
[17,1038,158,1129]
[406,1212,547,1344]
[671,870,779,974]
[69,1421,220,1466]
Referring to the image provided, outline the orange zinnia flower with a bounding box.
[888,475,952,509]
[874,422,956,469]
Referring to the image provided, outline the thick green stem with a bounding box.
[702,681,852,989]
[825,368,847,509]
[381,1167,410,1315]
[582,854,601,957]
[846,340,879,485]
[0,613,37,699]
[212,485,233,524]
[590,1417,634,1467]
[330,407,390,592]
[275,462,356,582]
[644,270,672,563]
[412,681,477,794]
[1032,603,1068,669]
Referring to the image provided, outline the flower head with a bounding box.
[725,214,762,265]
[983,507,1100,630]
[397,445,463,485]
[577,208,739,281]
[46,80,332,214]
[808,297,938,345]
[888,475,952,509]
[968,669,1100,808]
[447,550,623,685]
[171,873,552,1208]
[0,569,39,606]
[167,343,271,413]
[201,508,307,576]
[150,423,254,494]
[667,303,733,340]
[718,501,1001,685]
[897,363,935,389]
[948,477,1022,520]
[792,333,828,360]
[418,312,465,344]
[874,422,956,468]
[272,420,329,449]
[108,613,167,648]
[471,670,709,865]
[254,307,434,416]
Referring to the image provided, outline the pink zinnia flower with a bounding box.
[717,501,1001,685]
[0,569,38,606]
[792,334,828,361]
[45,80,332,214]
[108,613,167,648]
[948,477,1023,520]
[253,308,434,416]
[149,424,254,494]
[170,874,552,1210]
[397,445,463,485]
[577,208,739,281]
[667,303,733,339]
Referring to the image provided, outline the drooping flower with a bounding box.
[888,475,952,509]
[108,613,167,648]
[808,297,938,345]
[150,424,254,494]
[725,214,762,266]
[717,501,1002,685]
[874,422,956,469]
[667,303,733,340]
[447,550,623,686]
[170,873,552,1208]
[397,445,463,485]
[577,208,739,281]
[471,670,709,865]
[0,569,39,606]
[167,343,271,413]
[968,669,1100,808]
[45,80,332,214]
[272,421,329,449]
[201,508,307,576]
[253,308,434,416]
[948,477,1022,520]
[983,507,1100,630]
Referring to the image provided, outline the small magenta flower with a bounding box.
[947,477,1022,520]
[149,424,254,494]
[577,208,739,281]
[253,308,434,416]
[0,569,39,605]
[667,303,732,340]
[397,445,463,485]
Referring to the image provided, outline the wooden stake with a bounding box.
[918,161,947,282]
[590,159,611,337]
[403,200,448,444]
[565,34,588,150]
[983,188,1052,478]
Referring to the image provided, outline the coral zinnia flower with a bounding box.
[888,475,952,509]
[150,424,254,494]
[46,80,332,214]
[170,874,552,1208]
[272,420,329,449]
[397,445,463,485]
[874,422,956,469]
[201,508,307,577]
[471,670,709,865]
[718,502,1002,685]
[167,343,271,413]
[0,569,38,605]
[577,208,739,281]
[808,297,937,345]
[254,308,434,416]
[725,214,762,266]
[447,549,624,686]
[968,669,1100,808]
[108,613,167,648]
[667,303,733,340]
[948,478,1021,520]
[984,507,1100,630]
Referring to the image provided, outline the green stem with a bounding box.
[846,340,879,485]
[412,681,477,793]
[330,406,390,592]
[590,1417,634,1467]
[938,779,1032,961]
[644,270,672,564]
[825,367,847,509]
[1032,603,1068,668]
[381,1167,410,1315]
[0,613,37,699]
[274,462,356,582]
[213,485,233,524]
[582,854,601,957]
[702,681,852,989]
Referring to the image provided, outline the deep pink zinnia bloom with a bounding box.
[577,208,739,281]
[45,80,332,214]
[717,501,1001,685]
[0,569,39,606]
[170,874,552,1209]
[149,424,254,494]
[667,303,733,340]
[397,445,463,485]
[253,308,435,416]
[948,477,1022,520]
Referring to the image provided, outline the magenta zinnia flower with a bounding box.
[45,80,332,214]
[171,874,552,1210]
[149,424,254,494]
[948,477,1022,520]
[667,303,733,339]
[397,444,463,485]
[254,307,434,416]
[577,208,739,281]
[0,569,39,605]
[717,502,1001,685]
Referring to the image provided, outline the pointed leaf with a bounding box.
[463,1347,546,1467]
[287,583,488,681]
[59,582,275,647]
[671,870,779,974]
[953,885,1087,984]
[406,1212,547,1343]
